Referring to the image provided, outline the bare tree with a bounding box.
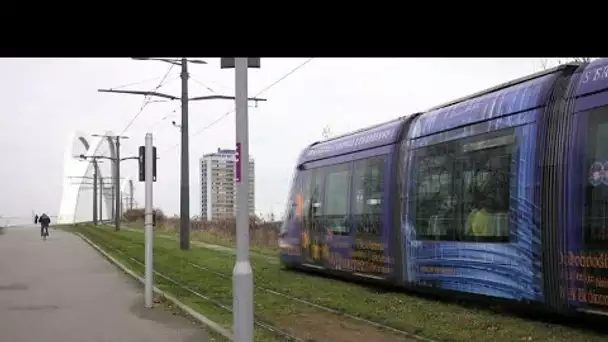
[322,125,333,139]
[572,57,595,63]
[539,57,597,70]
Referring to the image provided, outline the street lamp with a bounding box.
[98,57,266,250]
[78,151,140,231]
[90,133,129,231]
[75,159,105,225]
[221,57,260,342]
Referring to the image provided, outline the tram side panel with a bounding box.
[399,72,564,302]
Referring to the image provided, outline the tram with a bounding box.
[279,59,608,316]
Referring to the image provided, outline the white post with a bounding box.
[144,132,154,308]
[233,57,253,342]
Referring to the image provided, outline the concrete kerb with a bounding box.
[75,232,234,341]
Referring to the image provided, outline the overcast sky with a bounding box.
[0,57,571,222]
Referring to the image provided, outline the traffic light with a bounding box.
[138,146,157,182]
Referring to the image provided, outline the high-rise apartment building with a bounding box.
[200,148,255,221]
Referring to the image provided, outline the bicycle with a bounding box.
[41,225,49,240]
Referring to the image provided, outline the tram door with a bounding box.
[282,170,307,254]
[301,167,326,266]
[570,105,608,312]
[301,164,353,268]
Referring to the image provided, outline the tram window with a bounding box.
[298,170,313,236]
[412,143,458,241]
[310,169,324,216]
[324,163,352,235]
[309,168,325,233]
[298,170,311,219]
[583,106,608,243]
[352,156,386,239]
[457,146,512,242]
[412,130,514,242]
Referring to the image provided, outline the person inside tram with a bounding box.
[466,197,491,238]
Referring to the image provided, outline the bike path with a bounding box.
[0,226,210,342]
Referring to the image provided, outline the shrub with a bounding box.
[122,208,166,224]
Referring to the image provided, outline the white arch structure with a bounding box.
[57,131,133,224]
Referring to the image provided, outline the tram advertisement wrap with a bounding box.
[561,252,608,307]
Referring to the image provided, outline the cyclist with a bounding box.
[39,213,51,239]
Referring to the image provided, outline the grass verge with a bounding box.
[72,226,415,342]
[123,222,279,258]
[63,226,271,341]
[67,224,608,342]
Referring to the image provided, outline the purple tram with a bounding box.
[279,59,608,316]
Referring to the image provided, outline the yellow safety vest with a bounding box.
[468,209,490,236]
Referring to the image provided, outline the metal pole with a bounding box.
[93,160,98,225]
[130,180,134,210]
[179,58,190,250]
[233,57,253,342]
[115,137,121,231]
[144,132,154,308]
[99,177,103,222]
[110,185,115,221]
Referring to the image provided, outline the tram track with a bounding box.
[85,230,436,342]
[67,226,608,342]
[187,261,435,342]
[92,238,303,342]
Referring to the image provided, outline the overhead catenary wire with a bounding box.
[119,66,177,136]
[161,106,180,121]
[254,57,314,95]
[140,105,181,133]
[107,76,164,91]
[94,64,178,157]
[141,71,224,136]
[160,58,315,154]
[189,73,234,93]
[194,57,314,135]
[189,75,217,94]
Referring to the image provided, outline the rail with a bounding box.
[86,232,437,342]
[91,238,303,342]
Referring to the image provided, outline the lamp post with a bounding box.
[221,57,261,342]
[99,57,266,250]
[78,153,140,231]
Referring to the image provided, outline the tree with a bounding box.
[539,57,597,70]
[322,125,333,139]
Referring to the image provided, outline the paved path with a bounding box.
[0,226,210,342]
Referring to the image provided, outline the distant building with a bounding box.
[199,148,255,221]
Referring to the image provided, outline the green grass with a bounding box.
[60,226,231,342]
[63,226,282,342]
[120,225,279,265]
[152,292,231,342]
[67,224,608,342]
[122,222,280,258]
[77,227,410,341]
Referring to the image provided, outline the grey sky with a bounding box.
[0,58,566,221]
